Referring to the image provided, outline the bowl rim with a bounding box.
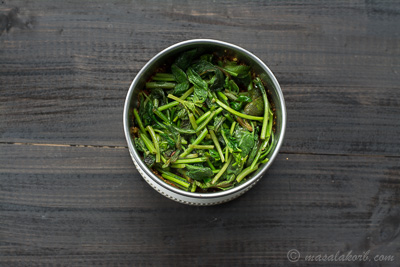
[123,39,286,199]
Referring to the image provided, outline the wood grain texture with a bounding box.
[0,0,399,155]
[1,0,400,266]
[1,144,399,266]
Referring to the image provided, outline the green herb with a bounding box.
[130,50,276,192]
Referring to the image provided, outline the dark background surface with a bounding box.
[1,1,399,266]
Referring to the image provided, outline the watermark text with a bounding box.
[287,249,395,263]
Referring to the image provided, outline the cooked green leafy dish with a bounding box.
[130,49,275,192]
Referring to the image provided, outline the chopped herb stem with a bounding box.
[215,99,263,121]
[189,113,198,131]
[189,144,214,150]
[210,129,224,163]
[195,111,211,124]
[152,73,175,81]
[170,163,186,169]
[211,155,232,184]
[195,111,216,133]
[230,122,236,135]
[174,157,208,164]
[153,108,169,123]
[161,173,190,188]
[236,164,259,183]
[180,128,208,157]
[206,158,216,170]
[254,78,269,139]
[146,82,176,89]
[139,132,156,154]
[158,101,179,111]
[133,108,147,134]
[182,153,199,159]
[146,126,160,163]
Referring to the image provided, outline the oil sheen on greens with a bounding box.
[130,49,275,193]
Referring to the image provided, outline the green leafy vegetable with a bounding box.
[187,67,208,103]
[130,50,276,192]
[243,97,264,116]
[185,165,214,181]
[171,64,190,96]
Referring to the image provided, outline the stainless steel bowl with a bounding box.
[123,39,286,205]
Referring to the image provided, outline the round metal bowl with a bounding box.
[123,39,286,206]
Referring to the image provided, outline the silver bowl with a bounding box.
[123,39,286,205]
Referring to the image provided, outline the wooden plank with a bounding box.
[0,1,399,156]
[1,144,399,265]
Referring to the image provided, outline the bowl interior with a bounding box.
[124,39,286,198]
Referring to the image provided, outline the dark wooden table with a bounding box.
[1,1,399,266]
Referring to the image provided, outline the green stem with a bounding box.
[146,82,176,89]
[215,99,263,121]
[195,110,217,133]
[206,158,216,170]
[170,124,196,134]
[174,157,208,164]
[254,78,269,139]
[170,163,186,169]
[250,140,268,170]
[220,128,233,153]
[210,129,224,163]
[188,113,198,132]
[155,73,175,78]
[211,155,232,184]
[153,108,169,123]
[189,144,214,150]
[139,132,156,154]
[180,86,194,99]
[180,128,208,158]
[215,107,223,116]
[133,108,147,134]
[146,126,160,163]
[161,173,190,189]
[168,94,186,105]
[152,73,175,81]
[158,101,179,112]
[224,91,238,101]
[195,111,211,124]
[217,91,229,105]
[190,183,197,192]
[261,132,275,160]
[266,109,273,140]
[182,153,199,159]
[224,113,235,123]
[230,121,236,135]
[236,164,259,183]
[157,88,194,112]
[153,129,165,134]
[261,158,269,164]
